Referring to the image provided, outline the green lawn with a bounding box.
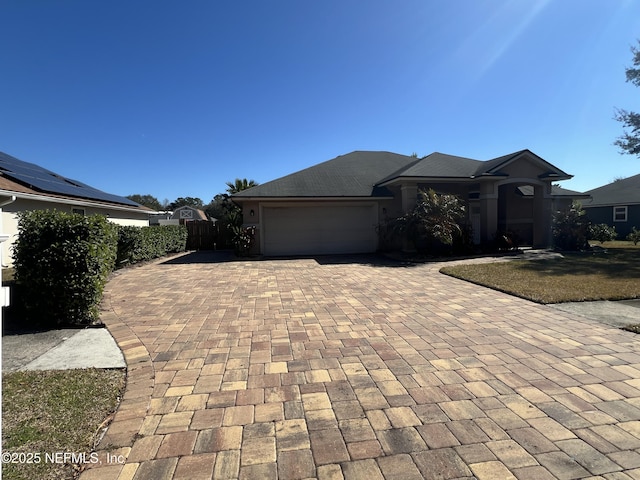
[440,241,640,304]
[1,369,125,480]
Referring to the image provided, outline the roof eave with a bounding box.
[0,189,155,214]
[377,175,486,187]
[232,195,396,202]
[582,201,640,208]
[539,172,573,181]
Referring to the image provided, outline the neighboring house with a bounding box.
[232,150,578,256]
[149,211,173,225]
[581,173,640,238]
[0,151,153,266]
[170,205,211,224]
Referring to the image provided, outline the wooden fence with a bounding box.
[185,221,234,250]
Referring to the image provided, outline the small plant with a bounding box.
[494,230,521,252]
[588,223,617,244]
[627,227,640,245]
[232,225,256,256]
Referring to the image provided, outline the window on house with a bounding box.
[613,206,628,222]
[72,208,85,216]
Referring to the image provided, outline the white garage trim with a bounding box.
[260,202,379,256]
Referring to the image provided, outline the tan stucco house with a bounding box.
[233,150,578,256]
[0,151,152,266]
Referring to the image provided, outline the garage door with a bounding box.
[262,205,377,256]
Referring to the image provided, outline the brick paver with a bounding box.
[80,252,640,479]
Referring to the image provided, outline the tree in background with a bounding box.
[225,178,258,195]
[614,40,640,158]
[212,179,258,222]
[169,197,204,210]
[126,194,162,210]
[205,193,234,220]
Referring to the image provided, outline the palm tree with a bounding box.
[397,188,466,252]
[225,178,258,195]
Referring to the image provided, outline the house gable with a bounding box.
[375,149,572,188]
[476,150,572,181]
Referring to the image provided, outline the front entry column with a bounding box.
[533,183,553,247]
[479,183,498,246]
[400,184,418,212]
[400,184,418,251]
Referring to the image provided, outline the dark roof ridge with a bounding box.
[234,150,418,198]
[585,172,640,193]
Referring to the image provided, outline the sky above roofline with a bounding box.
[1,1,640,204]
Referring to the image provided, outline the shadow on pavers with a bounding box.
[161,250,417,268]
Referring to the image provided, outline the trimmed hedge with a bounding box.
[12,211,188,327]
[116,225,187,266]
[13,210,118,326]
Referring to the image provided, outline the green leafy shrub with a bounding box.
[232,225,256,256]
[13,210,117,326]
[552,201,589,251]
[588,223,617,243]
[117,225,187,266]
[627,227,640,245]
[395,189,466,254]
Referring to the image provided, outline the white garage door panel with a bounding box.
[263,205,376,255]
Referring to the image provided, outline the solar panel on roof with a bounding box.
[0,151,140,207]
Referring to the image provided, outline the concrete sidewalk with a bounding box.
[548,299,640,329]
[2,327,125,371]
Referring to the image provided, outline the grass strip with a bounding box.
[2,368,125,480]
[440,244,640,304]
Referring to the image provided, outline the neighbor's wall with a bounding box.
[0,198,149,266]
[584,204,640,238]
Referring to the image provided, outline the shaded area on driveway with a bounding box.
[161,250,417,268]
[81,253,640,480]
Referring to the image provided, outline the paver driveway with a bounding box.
[81,252,640,480]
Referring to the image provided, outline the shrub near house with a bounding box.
[13,211,117,326]
[552,201,589,250]
[588,223,618,244]
[628,227,640,245]
[13,210,187,327]
[394,188,469,255]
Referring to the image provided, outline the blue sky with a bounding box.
[1,1,639,205]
